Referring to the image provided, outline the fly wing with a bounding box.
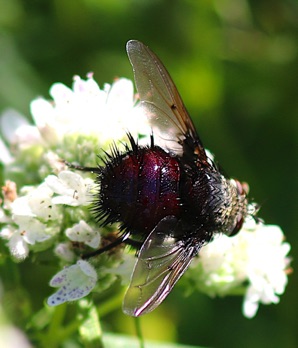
[126,40,207,160]
[123,216,200,317]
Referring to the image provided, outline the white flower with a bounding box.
[0,226,13,239]
[1,226,30,260]
[11,196,34,217]
[191,233,247,297]
[0,325,32,348]
[30,74,149,146]
[13,124,45,149]
[189,219,291,318]
[242,223,290,318]
[54,242,76,262]
[45,171,93,206]
[0,109,30,143]
[47,260,97,306]
[0,183,62,260]
[0,136,13,164]
[107,253,136,285]
[12,216,50,245]
[8,230,30,260]
[12,184,59,221]
[1,75,149,171]
[1,214,56,261]
[65,220,101,248]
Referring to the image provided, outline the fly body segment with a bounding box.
[69,40,254,316]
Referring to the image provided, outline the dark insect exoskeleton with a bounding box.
[68,40,251,317]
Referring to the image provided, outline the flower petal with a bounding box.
[13,216,49,245]
[0,109,29,143]
[8,231,29,260]
[47,260,97,306]
[45,171,92,206]
[65,220,101,248]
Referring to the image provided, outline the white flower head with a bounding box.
[190,219,291,318]
[65,220,101,248]
[30,74,149,146]
[45,170,93,206]
[2,213,58,261]
[47,260,97,306]
[242,223,291,318]
[0,182,63,260]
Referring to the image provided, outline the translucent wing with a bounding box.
[126,40,207,160]
[123,216,201,316]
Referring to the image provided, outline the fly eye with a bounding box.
[234,180,247,196]
[230,216,244,236]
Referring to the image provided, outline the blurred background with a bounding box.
[0,0,297,347]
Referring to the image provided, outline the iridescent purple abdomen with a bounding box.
[99,146,182,234]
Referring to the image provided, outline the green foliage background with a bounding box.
[0,0,297,347]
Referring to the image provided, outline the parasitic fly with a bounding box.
[68,40,252,317]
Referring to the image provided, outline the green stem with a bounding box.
[97,290,124,317]
[134,316,145,348]
[40,304,68,348]
[39,305,82,348]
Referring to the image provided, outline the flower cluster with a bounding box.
[0,74,143,303]
[0,171,95,260]
[186,218,291,318]
[0,73,291,318]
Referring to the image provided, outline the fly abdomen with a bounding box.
[98,145,182,235]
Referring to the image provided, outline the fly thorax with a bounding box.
[214,177,248,236]
[189,171,248,235]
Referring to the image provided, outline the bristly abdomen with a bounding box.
[94,134,182,236]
